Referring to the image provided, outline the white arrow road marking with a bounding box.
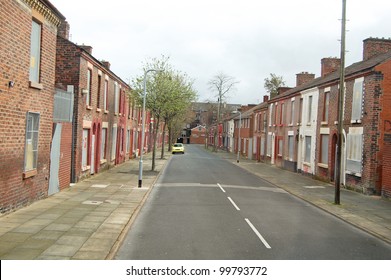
[245,218,272,249]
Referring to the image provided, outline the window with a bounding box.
[298,98,303,124]
[126,129,131,154]
[29,20,41,84]
[86,69,92,107]
[320,134,329,165]
[278,138,283,156]
[97,75,102,109]
[267,133,272,156]
[104,79,108,111]
[290,99,295,125]
[280,103,284,125]
[305,136,311,163]
[346,130,363,174]
[274,104,278,125]
[269,104,273,126]
[288,135,294,161]
[323,91,330,123]
[111,125,117,161]
[307,96,312,124]
[351,78,364,122]
[101,128,107,160]
[82,129,90,169]
[24,112,40,171]
[114,82,119,115]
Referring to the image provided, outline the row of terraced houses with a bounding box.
[0,0,163,213]
[208,38,391,198]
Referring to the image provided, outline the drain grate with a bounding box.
[82,200,103,205]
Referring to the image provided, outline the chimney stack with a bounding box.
[263,95,269,102]
[78,44,93,54]
[58,20,70,39]
[101,60,111,70]
[363,37,391,60]
[296,72,315,87]
[321,57,340,77]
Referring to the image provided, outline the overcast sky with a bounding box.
[53,0,391,104]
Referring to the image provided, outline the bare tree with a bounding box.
[208,72,239,151]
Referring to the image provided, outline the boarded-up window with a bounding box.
[351,78,364,122]
[347,133,363,173]
[82,129,89,168]
[288,135,294,161]
[54,89,73,122]
[29,20,41,83]
[320,134,329,165]
[24,112,40,171]
[111,126,117,160]
[101,128,107,160]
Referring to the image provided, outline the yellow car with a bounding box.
[172,143,185,154]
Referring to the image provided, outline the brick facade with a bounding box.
[0,0,64,213]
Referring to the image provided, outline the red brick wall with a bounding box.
[0,0,59,213]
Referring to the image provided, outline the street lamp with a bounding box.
[138,69,160,188]
[232,110,242,163]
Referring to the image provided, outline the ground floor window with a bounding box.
[288,135,294,161]
[82,129,90,169]
[111,125,117,161]
[346,128,363,174]
[320,134,329,165]
[101,128,107,160]
[24,112,40,171]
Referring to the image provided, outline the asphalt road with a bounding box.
[115,145,391,259]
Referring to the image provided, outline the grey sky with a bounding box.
[53,0,391,104]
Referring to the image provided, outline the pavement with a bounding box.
[1,145,391,260]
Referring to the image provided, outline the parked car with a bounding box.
[172,143,185,154]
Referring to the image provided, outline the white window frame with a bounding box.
[346,127,363,175]
[24,112,40,171]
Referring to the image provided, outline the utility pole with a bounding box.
[335,0,347,205]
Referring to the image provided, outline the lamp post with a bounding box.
[232,110,242,163]
[138,69,160,188]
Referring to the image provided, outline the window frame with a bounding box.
[29,19,42,88]
[24,112,40,174]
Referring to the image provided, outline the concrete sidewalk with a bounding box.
[213,149,391,245]
[0,153,170,260]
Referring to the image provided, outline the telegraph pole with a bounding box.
[335,0,347,205]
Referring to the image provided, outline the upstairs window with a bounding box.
[307,96,313,124]
[351,77,364,122]
[290,99,295,125]
[104,79,108,111]
[86,69,92,107]
[97,74,102,109]
[323,91,330,123]
[29,20,42,84]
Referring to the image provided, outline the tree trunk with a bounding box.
[151,117,160,171]
[160,121,167,159]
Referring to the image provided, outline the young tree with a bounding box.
[264,73,286,98]
[208,72,239,151]
[132,56,196,170]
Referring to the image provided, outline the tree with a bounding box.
[264,73,286,98]
[208,72,239,151]
[132,56,197,170]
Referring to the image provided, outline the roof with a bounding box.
[271,50,391,101]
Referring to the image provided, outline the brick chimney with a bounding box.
[101,60,111,70]
[58,20,70,39]
[321,57,340,77]
[78,44,93,54]
[263,95,269,102]
[296,72,315,87]
[363,37,391,60]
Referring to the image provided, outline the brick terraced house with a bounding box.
[0,0,65,212]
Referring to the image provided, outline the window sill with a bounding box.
[104,110,109,114]
[96,108,102,113]
[318,163,328,169]
[82,166,90,172]
[29,81,43,90]
[86,106,92,110]
[346,170,362,177]
[351,119,362,124]
[303,162,311,167]
[23,169,37,179]
[321,121,328,126]
[100,159,107,164]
